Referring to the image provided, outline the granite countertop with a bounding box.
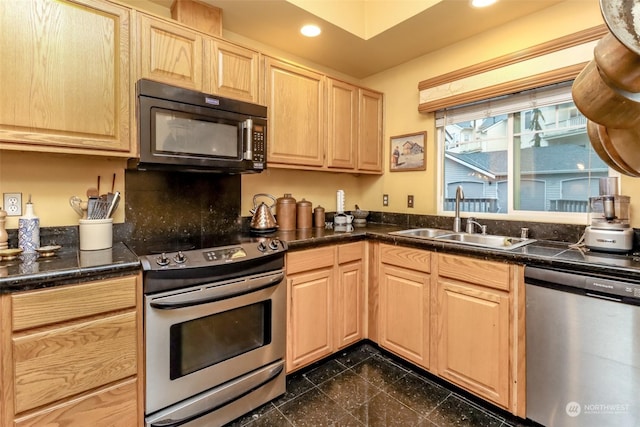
[3,223,640,294]
[274,223,640,280]
[0,242,140,294]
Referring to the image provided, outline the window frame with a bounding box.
[435,83,615,225]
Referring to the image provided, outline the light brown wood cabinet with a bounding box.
[285,242,365,372]
[135,12,260,103]
[265,57,326,169]
[0,275,143,427]
[378,244,431,369]
[265,59,383,173]
[0,0,131,156]
[434,253,517,411]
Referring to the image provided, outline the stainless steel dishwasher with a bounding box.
[525,265,640,427]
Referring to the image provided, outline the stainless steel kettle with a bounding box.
[250,193,278,232]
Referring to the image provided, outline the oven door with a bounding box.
[145,270,286,415]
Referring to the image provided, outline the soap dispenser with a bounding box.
[18,195,40,253]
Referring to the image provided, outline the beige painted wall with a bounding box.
[0,151,127,229]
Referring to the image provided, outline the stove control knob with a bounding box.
[257,241,268,252]
[174,251,187,264]
[268,239,280,250]
[157,253,170,266]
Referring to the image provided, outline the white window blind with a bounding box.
[435,82,574,127]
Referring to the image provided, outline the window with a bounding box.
[436,82,611,223]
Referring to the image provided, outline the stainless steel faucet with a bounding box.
[453,185,464,232]
[466,217,487,234]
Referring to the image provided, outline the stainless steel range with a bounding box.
[134,236,287,427]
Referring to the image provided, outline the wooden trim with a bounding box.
[0,294,15,426]
[418,62,588,113]
[418,25,607,91]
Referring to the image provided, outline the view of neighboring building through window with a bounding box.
[436,82,609,222]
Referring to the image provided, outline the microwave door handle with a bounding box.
[149,272,284,309]
[243,118,253,160]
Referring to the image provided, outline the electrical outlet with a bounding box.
[383,194,389,206]
[408,195,414,208]
[3,192,22,216]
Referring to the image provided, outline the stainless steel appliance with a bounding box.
[131,79,267,173]
[136,236,287,427]
[584,177,633,253]
[525,265,640,427]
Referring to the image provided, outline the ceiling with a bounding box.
[151,0,566,79]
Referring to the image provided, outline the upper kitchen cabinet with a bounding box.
[204,40,260,103]
[266,59,384,173]
[265,57,326,168]
[135,13,261,104]
[327,79,358,170]
[136,13,204,91]
[0,0,131,155]
[357,89,383,172]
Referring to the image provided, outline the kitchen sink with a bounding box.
[389,228,535,250]
[390,228,454,238]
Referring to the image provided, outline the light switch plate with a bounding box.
[408,195,414,208]
[3,192,22,216]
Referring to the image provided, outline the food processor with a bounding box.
[584,178,633,253]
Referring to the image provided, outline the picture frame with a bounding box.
[390,131,427,172]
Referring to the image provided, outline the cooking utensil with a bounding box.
[594,32,640,93]
[250,193,278,232]
[586,120,628,174]
[572,60,640,128]
[596,124,640,177]
[105,191,120,219]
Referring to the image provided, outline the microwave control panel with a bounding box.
[253,125,266,164]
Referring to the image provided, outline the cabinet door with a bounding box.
[379,264,430,369]
[357,89,383,172]
[435,280,510,408]
[137,13,203,91]
[265,57,325,168]
[287,268,334,372]
[335,242,364,349]
[327,79,357,170]
[0,0,130,154]
[206,40,260,103]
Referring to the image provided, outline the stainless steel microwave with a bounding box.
[130,79,267,173]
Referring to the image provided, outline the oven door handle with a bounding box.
[148,360,284,427]
[149,272,284,309]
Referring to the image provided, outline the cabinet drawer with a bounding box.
[12,276,137,331]
[380,244,431,273]
[287,246,335,275]
[13,312,137,413]
[437,253,510,291]
[14,378,138,427]
[338,241,364,264]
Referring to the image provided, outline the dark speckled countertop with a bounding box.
[0,242,140,294]
[273,223,640,281]
[3,223,640,294]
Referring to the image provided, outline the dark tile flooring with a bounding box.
[226,342,533,427]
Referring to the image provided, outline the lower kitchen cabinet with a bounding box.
[285,242,365,372]
[434,253,519,411]
[378,244,431,370]
[0,275,143,427]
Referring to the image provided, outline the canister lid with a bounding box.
[297,198,311,207]
[277,193,296,204]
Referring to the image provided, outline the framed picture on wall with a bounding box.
[390,131,426,172]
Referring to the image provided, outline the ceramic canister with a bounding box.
[313,205,325,228]
[296,199,312,229]
[276,193,297,231]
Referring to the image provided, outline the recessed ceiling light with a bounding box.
[301,24,321,37]
[471,0,497,7]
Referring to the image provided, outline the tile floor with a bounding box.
[226,342,534,427]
